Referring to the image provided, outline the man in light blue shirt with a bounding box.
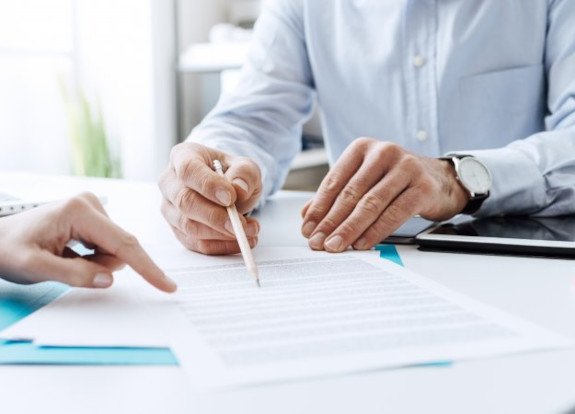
[159,0,575,255]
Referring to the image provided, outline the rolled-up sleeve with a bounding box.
[456,0,575,217]
[188,0,314,203]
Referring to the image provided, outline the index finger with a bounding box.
[302,144,364,236]
[171,143,237,207]
[71,207,177,293]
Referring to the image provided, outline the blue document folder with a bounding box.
[0,280,177,365]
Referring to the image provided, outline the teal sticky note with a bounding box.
[375,244,404,267]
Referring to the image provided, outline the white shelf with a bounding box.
[291,148,328,170]
[178,42,249,73]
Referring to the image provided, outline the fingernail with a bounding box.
[225,220,234,234]
[354,238,368,250]
[232,178,249,193]
[325,235,344,252]
[302,221,317,237]
[216,189,232,206]
[309,232,326,250]
[93,273,113,289]
[164,276,178,292]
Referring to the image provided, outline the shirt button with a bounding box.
[416,130,428,142]
[413,55,426,68]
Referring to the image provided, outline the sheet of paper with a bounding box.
[0,268,176,347]
[163,247,572,388]
[0,246,250,347]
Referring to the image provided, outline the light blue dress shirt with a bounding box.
[190,0,575,216]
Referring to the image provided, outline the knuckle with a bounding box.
[340,185,361,205]
[232,156,260,179]
[337,222,356,238]
[377,142,402,161]
[399,154,422,173]
[359,193,383,215]
[235,156,253,169]
[175,188,196,211]
[176,159,198,182]
[119,233,140,251]
[384,203,406,226]
[184,219,200,236]
[78,192,99,205]
[306,207,326,223]
[319,216,339,231]
[353,137,374,149]
[62,195,90,215]
[322,174,342,192]
[170,142,188,162]
[207,207,226,227]
[198,170,217,197]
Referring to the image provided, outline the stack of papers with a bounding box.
[162,248,571,388]
[1,246,571,388]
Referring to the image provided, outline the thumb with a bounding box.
[27,251,115,289]
[224,156,262,213]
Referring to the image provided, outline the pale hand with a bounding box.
[301,138,469,252]
[0,193,177,292]
[159,142,262,255]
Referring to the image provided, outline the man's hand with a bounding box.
[0,193,177,292]
[301,138,469,252]
[159,142,262,255]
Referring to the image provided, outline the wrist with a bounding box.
[441,159,471,214]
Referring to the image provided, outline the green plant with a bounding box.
[61,83,121,178]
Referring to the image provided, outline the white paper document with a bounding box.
[165,248,571,388]
[0,268,175,347]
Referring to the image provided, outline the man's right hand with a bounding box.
[158,142,262,255]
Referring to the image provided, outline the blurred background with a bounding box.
[0,0,327,190]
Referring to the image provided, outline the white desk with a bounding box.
[1,173,575,414]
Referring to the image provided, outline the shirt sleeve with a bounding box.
[188,0,315,204]
[453,0,575,217]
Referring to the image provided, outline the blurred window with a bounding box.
[0,0,75,173]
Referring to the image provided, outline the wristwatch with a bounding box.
[441,155,492,215]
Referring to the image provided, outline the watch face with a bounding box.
[458,157,492,194]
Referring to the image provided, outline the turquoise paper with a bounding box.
[0,279,177,366]
[375,244,405,267]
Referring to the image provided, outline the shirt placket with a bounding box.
[403,0,440,156]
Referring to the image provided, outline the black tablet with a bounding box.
[415,215,575,258]
[381,216,435,245]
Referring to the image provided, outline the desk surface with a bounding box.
[1,173,575,414]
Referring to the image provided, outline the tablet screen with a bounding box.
[429,216,575,242]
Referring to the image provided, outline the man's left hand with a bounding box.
[301,137,470,252]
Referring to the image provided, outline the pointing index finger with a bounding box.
[72,207,177,293]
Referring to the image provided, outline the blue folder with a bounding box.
[0,280,177,365]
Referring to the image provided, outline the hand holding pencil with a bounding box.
[159,143,263,256]
[213,160,261,287]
